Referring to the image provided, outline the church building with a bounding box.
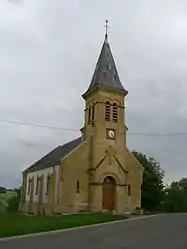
[19,29,143,215]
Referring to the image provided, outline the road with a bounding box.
[1,214,187,249]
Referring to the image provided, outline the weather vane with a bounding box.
[104,20,109,36]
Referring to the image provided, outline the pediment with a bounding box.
[90,146,128,174]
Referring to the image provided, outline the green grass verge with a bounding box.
[0,213,126,238]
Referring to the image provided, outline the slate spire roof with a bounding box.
[83,32,127,97]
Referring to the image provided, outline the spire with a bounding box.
[82,21,127,98]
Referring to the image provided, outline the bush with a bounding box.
[7,195,19,212]
[0,199,7,213]
[6,188,21,212]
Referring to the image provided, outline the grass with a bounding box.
[0,212,126,238]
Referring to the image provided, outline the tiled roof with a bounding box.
[24,137,82,173]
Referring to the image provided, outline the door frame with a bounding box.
[102,176,117,211]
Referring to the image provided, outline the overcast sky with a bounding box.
[0,0,187,188]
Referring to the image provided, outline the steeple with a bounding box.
[82,21,128,99]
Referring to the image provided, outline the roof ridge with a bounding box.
[23,136,82,173]
[60,136,81,147]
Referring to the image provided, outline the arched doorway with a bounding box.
[102,176,117,210]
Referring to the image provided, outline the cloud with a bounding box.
[0,0,187,188]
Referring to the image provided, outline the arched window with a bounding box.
[35,177,39,195]
[88,105,91,124]
[91,103,95,123]
[46,175,50,195]
[105,101,110,121]
[76,181,80,194]
[112,103,118,122]
[127,184,131,196]
[27,179,31,194]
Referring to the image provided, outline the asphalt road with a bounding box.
[1,214,187,249]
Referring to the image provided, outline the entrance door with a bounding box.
[102,176,116,210]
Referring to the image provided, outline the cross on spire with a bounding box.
[104,20,109,42]
[105,20,109,35]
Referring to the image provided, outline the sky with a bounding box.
[0,0,187,188]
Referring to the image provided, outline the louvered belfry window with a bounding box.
[91,103,95,123]
[105,101,110,121]
[112,103,118,122]
[88,105,91,124]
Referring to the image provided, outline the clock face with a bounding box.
[108,130,115,138]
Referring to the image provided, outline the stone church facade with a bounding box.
[19,32,143,215]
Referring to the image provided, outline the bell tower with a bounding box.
[81,23,128,162]
[80,22,142,214]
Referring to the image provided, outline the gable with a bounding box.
[125,147,144,171]
[23,137,82,174]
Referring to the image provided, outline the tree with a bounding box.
[161,178,187,213]
[0,199,7,213]
[0,186,6,193]
[14,187,21,202]
[7,187,21,212]
[132,151,165,211]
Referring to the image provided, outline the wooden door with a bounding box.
[102,176,116,210]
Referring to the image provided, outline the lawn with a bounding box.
[0,212,126,238]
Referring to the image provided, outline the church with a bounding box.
[19,29,144,215]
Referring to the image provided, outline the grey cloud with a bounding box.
[0,0,187,187]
